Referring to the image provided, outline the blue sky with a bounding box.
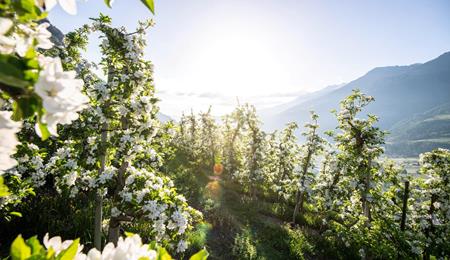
[49,0,450,117]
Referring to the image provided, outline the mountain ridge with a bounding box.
[262,51,450,156]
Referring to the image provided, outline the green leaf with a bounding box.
[56,239,79,260]
[189,249,209,260]
[13,0,47,22]
[37,121,51,141]
[148,241,158,250]
[0,177,9,197]
[156,247,172,260]
[140,0,155,14]
[10,211,23,217]
[26,236,44,255]
[11,96,40,120]
[11,235,31,260]
[124,231,135,237]
[0,55,30,88]
[104,0,113,8]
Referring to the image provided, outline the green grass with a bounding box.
[199,180,355,260]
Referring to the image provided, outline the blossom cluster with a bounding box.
[1,17,201,252]
[0,14,88,173]
[0,110,22,173]
[43,233,158,260]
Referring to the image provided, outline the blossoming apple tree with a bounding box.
[0,0,156,198]
[410,149,450,258]
[2,15,202,256]
[292,111,327,223]
[270,122,300,201]
[231,104,268,196]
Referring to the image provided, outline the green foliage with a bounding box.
[57,239,79,260]
[285,227,313,260]
[140,0,155,14]
[232,227,258,260]
[10,235,31,260]
[10,0,47,22]
[9,234,80,260]
[187,223,212,251]
[7,234,208,260]
[0,177,9,197]
[189,249,209,260]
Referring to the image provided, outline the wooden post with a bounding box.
[423,194,437,260]
[400,181,409,231]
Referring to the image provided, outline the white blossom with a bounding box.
[42,0,78,15]
[111,207,121,217]
[0,111,22,173]
[15,23,53,57]
[34,56,88,136]
[0,18,15,54]
[176,240,188,253]
[43,233,84,256]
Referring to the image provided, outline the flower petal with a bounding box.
[58,0,77,15]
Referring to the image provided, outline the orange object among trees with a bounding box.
[213,163,223,175]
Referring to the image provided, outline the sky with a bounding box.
[49,0,450,118]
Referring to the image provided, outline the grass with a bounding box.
[197,179,350,260]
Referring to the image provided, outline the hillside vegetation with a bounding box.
[262,52,450,156]
[387,103,450,156]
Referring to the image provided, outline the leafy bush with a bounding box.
[285,227,314,260]
[188,222,213,252]
[232,227,258,260]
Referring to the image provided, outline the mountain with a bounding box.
[386,102,450,156]
[259,84,344,119]
[157,112,172,123]
[262,52,450,156]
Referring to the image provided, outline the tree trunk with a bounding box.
[94,191,103,250]
[107,117,129,245]
[293,147,312,224]
[292,190,305,224]
[94,121,108,250]
[107,161,128,245]
[108,217,120,245]
[362,158,372,223]
[400,181,409,231]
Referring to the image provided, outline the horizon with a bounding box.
[48,0,450,118]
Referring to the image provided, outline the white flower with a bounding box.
[66,158,77,169]
[15,23,53,57]
[135,188,149,203]
[411,246,422,255]
[358,248,365,258]
[42,0,78,15]
[86,156,96,165]
[118,105,128,116]
[121,192,132,202]
[111,207,121,217]
[34,56,88,136]
[87,136,96,145]
[66,172,78,186]
[0,18,15,54]
[79,234,156,260]
[43,233,83,255]
[176,240,188,253]
[0,111,22,173]
[134,71,144,78]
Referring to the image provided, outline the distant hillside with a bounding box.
[262,52,450,156]
[259,84,344,119]
[158,112,172,123]
[386,103,450,156]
